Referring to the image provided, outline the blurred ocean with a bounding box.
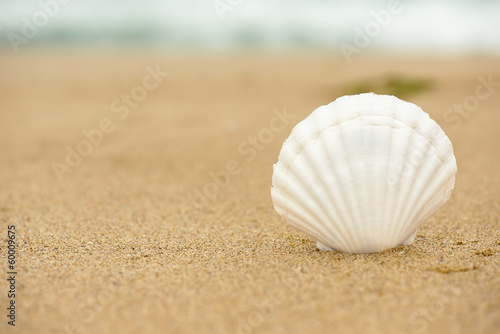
[1,0,500,54]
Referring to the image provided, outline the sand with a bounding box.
[0,51,499,334]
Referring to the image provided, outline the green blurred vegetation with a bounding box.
[343,75,434,98]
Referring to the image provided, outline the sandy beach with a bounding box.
[0,51,499,334]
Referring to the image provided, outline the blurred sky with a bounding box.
[1,0,500,54]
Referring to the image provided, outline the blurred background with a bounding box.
[1,1,500,334]
[1,0,500,54]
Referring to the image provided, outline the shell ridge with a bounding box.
[283,210,328,241]
[360,113,372,248]
[382,107,397,252]
[318,129,358,252]
[392,153,441,242]
[393,128,456,242]
[398,152,453,243]
[386,97,423,244]
[275,168,347,249]
[387,99,419,245]
[290,146,352,251]
[280,113,448,168]
[388,119,427,245]
[282,110,360,252]
[441,156,457,204]
[384,98,405,247]
[338,120,366,252]
[275,196,333,244]
[301,133,353,252]
[395,158,450,242]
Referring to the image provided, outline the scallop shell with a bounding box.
[271,93,457,253]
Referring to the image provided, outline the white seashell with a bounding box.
[271,93,457,253]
